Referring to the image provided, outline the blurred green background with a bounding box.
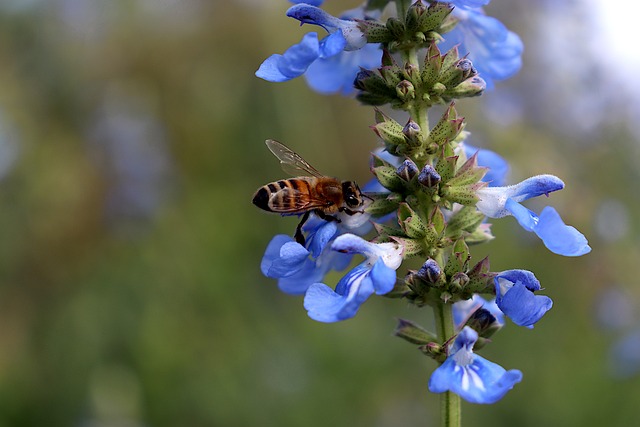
[0,0,638,426]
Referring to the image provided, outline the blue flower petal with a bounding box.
[508,175,564,203]
[306,220,338,258]
[304,264,374,322]
[305,43,381,94]
[498,282,552,327]
[451,0,490,8]
[505,198,537,231]
[534,207,591,256]
[318,31,347,58]
[277,258,328,295]
[495,270,550,327]
[441,9,523,88]
[287,5,366,50]
[289,0,323,6]
[261,235,310,278]
[496,269,540,292]
[256,33,321,82]
[370,257,396,294]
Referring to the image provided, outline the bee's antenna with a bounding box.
[362,193,374,202]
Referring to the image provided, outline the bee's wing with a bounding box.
[268,188,329,214]
[265,139,324,178]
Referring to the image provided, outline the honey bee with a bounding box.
[252,139,368,246]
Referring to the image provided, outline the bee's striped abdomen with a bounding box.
[252,179,311,213]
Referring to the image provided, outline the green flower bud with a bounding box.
[448,75,487,99]
[386,17,406,39]
[396,80,416,101]
[419,342,446,362]
[405,0,427,35]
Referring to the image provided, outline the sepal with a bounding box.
[446,205,486,240]
[371,109,407,154]
[465,256,495,294]
[427,102,465,148]
[394,318,438,345]
[444,238,470,280]
[390,236,426,258]
[440,181,485,206]
[357,19,392,43]
[365,192,401,216]
[398,203,428,238]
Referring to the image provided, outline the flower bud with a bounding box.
[449,75,486,99]
[353,68,376,91]
[419,342,445,362]
[396,158,419,182]
[457,58,478,81]
[417,258,445,286]
[402,119,422,147]
[385,17,405,39]
[406,0,427,34]
[418,164,441,188]
[465,308,503,343]
[396,80,415,101]
[450,272,469,292]
[403,63,421,86]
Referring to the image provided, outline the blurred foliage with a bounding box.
[0,1,637,427]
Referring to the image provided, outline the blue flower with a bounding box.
[440,5,523,88]
[476,174,591,256]
[256,4,381,95]
[494,270,552,327]
[428,326,522,404]
[303,233,403,322]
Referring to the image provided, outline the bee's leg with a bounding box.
[294,211,311,246]
[314,209,341,223]
[338,207,364,216]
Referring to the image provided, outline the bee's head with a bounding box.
[342,181,364,208]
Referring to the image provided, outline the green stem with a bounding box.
[434,302,461,427]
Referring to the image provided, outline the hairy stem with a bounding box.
[434,302,461,427]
